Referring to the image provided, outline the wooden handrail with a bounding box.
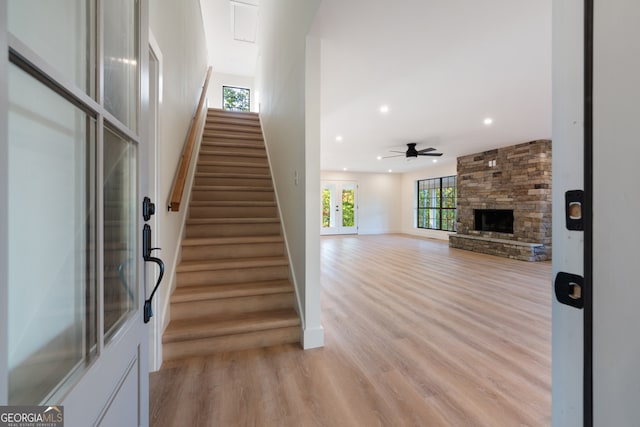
[168,66,212,212]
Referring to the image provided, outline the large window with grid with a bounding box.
[417,176,457,231]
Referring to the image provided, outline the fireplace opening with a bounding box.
[474,209,514,233]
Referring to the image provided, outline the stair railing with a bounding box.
[167,66,212,212]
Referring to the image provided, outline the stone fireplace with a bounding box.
[449,140,552,261]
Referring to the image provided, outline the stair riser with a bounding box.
[186,223,281,238]
[205,118,260,128]
[177,265,289,287]
[206,112,259,122]
[170,292,295,321]
[195,177,272,187]
[189,206,278,218]
[199,145,266,156]
[200,140,264,150]
[199,153,268,165]
[163,326,299,361]
[202,132,263,142]
[203,125,262,135]
[181,242,284,261]
[191,190,275,202]
[197,164,270,174]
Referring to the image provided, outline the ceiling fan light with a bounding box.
[405,156,416,162]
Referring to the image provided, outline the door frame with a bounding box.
[583,0,594,423]
[148,31,163,372]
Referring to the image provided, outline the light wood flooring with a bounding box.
[149,234,551,426]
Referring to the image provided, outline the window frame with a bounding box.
[416,175,457,231]
[222,85,250,112]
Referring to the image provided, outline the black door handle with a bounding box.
[143,223,164,323]
[142,197,165,324]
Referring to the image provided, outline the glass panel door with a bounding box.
[103,127,137,340]
[321,182,336,232]
[103,0,138,130]
[4,0,149,422]
[341,184,356,229]
[7,63,97,404]
[8,0,96,98]
[320,181,358,235]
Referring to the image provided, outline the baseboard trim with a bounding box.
[302,325,324,349]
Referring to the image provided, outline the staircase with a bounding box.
[162,109,301,360]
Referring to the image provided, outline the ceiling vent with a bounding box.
[230,0,258,43]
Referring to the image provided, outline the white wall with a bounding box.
[149,0,208,369]
[256,0,323,349]
[321,171,402,234]
[208,72,257,112]
[401,163,457,241]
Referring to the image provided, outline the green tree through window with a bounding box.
[223,86,250,112]
[322,189,331,228]
[341,189,355,227]
[417,176,457,231]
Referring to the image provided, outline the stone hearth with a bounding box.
[449,140,552,261]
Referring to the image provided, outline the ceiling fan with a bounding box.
[383,143,443,159]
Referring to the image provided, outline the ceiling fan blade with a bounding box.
[382,154,405,159]
[417,147,436,154]
[388,150,405,153]
[417,152,443,156]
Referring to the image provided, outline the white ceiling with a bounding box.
[201,0,552,173]
[200,0,259,76]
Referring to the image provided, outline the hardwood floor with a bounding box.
[149,234,551,426]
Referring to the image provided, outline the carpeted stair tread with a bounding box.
[163,309,300,343]
[171,280,293,303]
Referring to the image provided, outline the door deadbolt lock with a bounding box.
[143,196,156,222]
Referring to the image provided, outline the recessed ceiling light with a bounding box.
[433,159,438,163]
[484,117,493,125]
[343,167,348,171]
[379,105,389,114]
[376,156,382,160]
[388,169,393,173]
[336,135,343,142]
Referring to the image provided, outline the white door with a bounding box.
[554,1,640,425]
[321,181,358,235]
[592,1,640,424]
[1,1,151,425]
